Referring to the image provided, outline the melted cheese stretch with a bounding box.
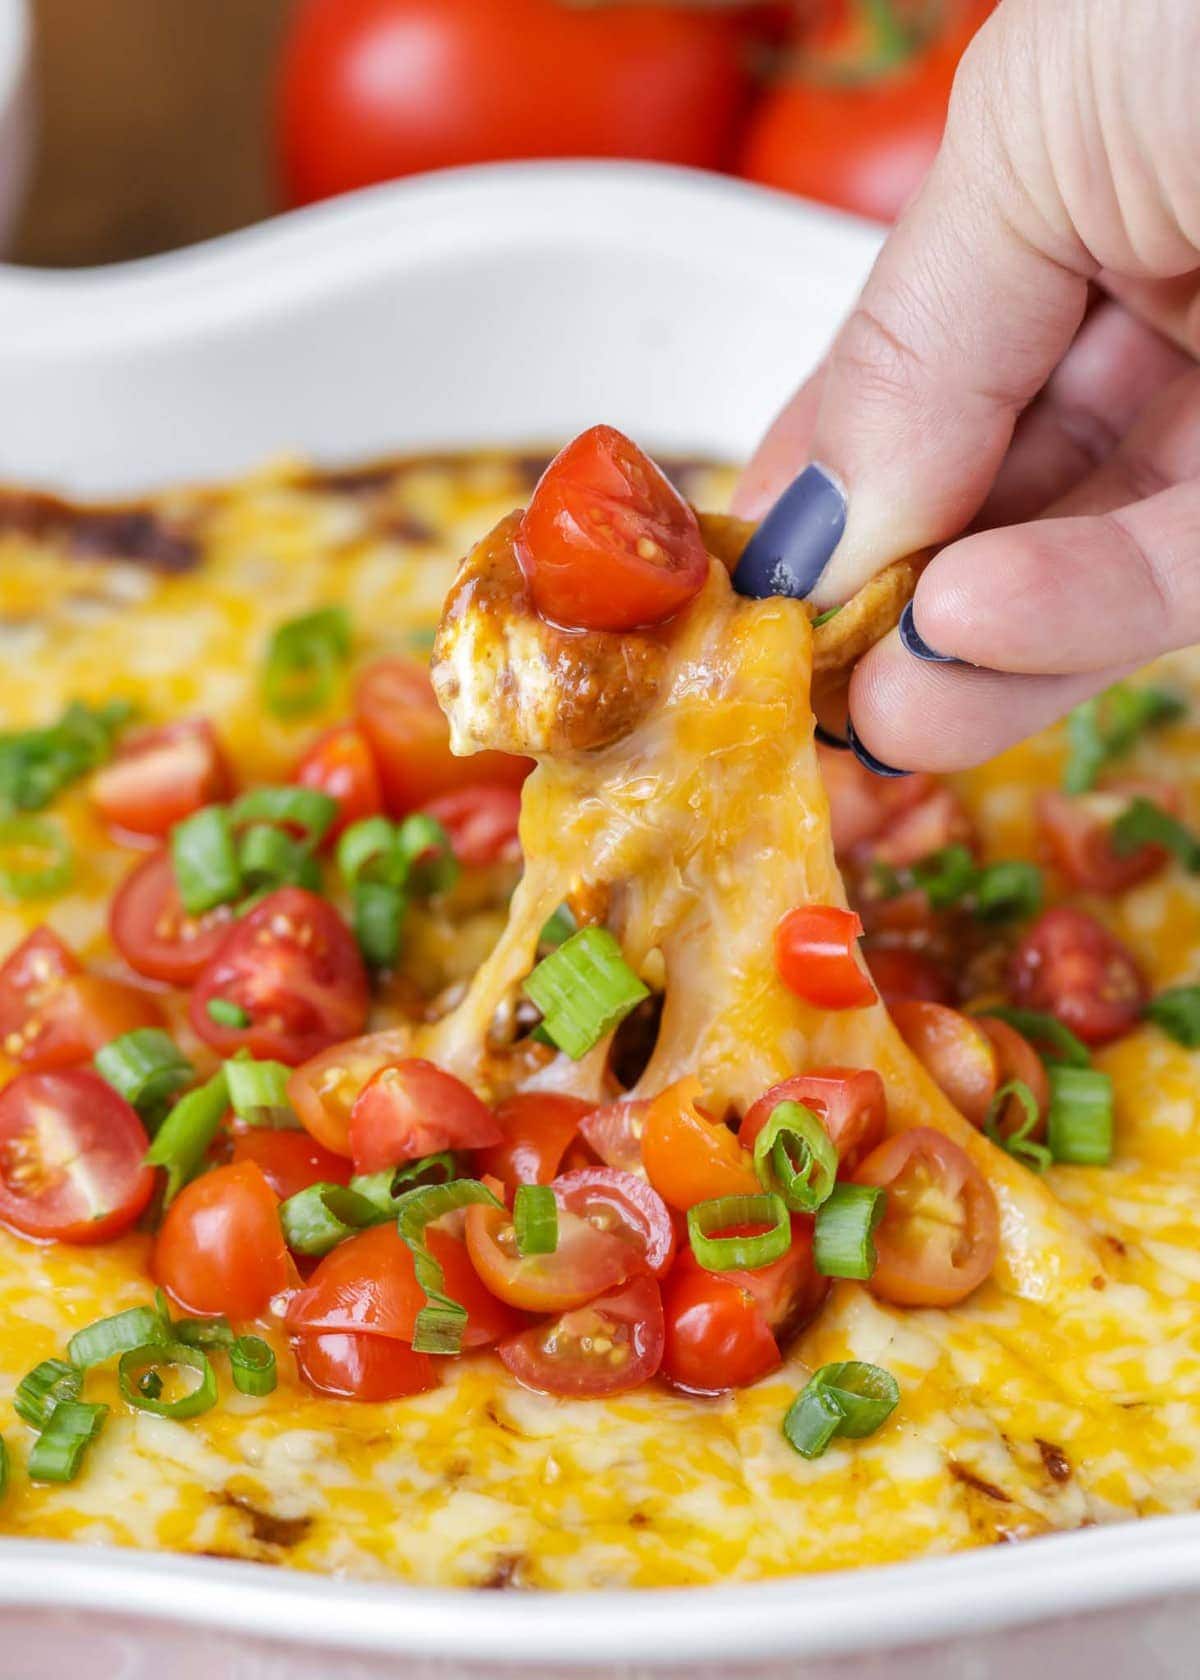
[2,451,1200,1589]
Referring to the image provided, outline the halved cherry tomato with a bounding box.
[515,426,710,633]
[348,1058,500,1174]
[774,904,876,1010]
[422,785,522,868]
[498,1273,664,1398]
[641,1078,760,1212]
[288,1026,412,1156]
[890,1001,998,1127]
[819,746,939,857]
[0,927,79,1066]
[976,1015,1049,1141]
[154,1160,289,1320]
[0,1069,154,1243]
[553,1166,675,1277]
[190,887,369,1066]
[1036,783,1179,896]
[285,1222,519,1347]
[1009,906,1147,1048]
[578,1097,650,1176]
[292,1329,437,1401]
[295,723,384,842]
[853,1127,1000,1307]
[110,848,235,985]
[355,657,530,815]
[740,1066,887,1175]
[231,1129,354,1201]
[661,1260,781,1395]
[464,1197,636,1313]
[730,1217,828,1341]
[867,786,976,871]
[90,719,231,841]
[865,945,954,1008]
[474,1092,592,1189]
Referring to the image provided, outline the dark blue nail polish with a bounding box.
[898,601,960,665]
[814,722,850,750]
[847,719,909,779]
[733,464,846,601]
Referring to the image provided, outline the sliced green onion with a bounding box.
[173,1316,234,1350]
[349,1152,459,1219]
[783,1361,900,1460]
[338,816,406,887]
[539,903,577,950]
[229,785,338,848]
[1144,985,1200,1049]
[1047,1065,1114,1166]
[523,927,649,1060]
[752,1099,837,1214]
[0,698,132,816]
[687,1193,791,1272]
[27,1400,108,1484]
[144,1067,230,1206]
[976,1007,1091,1069]
[1063,683,1185,794]
[0,815,73,900]
[171,804,241,915]
[973,859,1044,922]
[813,1183,886,1280]
[875,845,1042,923]
[118,1341,218,1419]
[339,813,458,901]
[14,1358,82,1428]
[238,822,321,893]
[279,1182,384,1256]
[399,813,459,897]
[94,1029,194,1129]
[68,1302,170,1370]
[911,844,977,910]
[263,606,352,718]
[983,1079,1051,1172]
[225,1054,292,1123]
[1111,797,1200,872]
[811,605,842,629]
[230,1336,277,1396]
[513,1184,558,1256]
[207,998,249,1029]
[352,879,406,969]
[394,1178,503,1354]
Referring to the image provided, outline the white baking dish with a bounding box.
[0,162,1196,1676]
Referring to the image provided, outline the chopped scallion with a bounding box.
[1046,1065,1114,1165]
[539,903,577,950]
[813,1183,885,1280]
[229,785,337,848]
[237,821,321,894]
[118,1341,218,1420]
[783,1362,900,1460]
[0,815,73,900]
[173,1316,234,1350]
[67,1303,170,1371]
[143,1066,230,1206]
[1111,797,1200,872]
[279,1182,384,1256]
[27,1400,108,1484]
[976,1007,1091,1069]
[394,1179,503,1354]
[983,1079,1050,1172]
[230,1336,277,1396]
[973,859,1044,922]
[513,1184,558,1256]
[171,804,241,915]
[263,606,352,718]
[352,879,406,969]
[0,698,132,816]
[1144,985,1200,1049]
[94,1029,194,1130]
[687,1193,791,1272]
[207,998,249,1029]
[523,927,649,1060]
[752,1099,837,1214]
[14,1358,82,1428]
[1063,683,1185,795]
[225,1054,292,1124]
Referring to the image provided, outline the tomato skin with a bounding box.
[661,1261,781,1395]
[355,658,530,817]
[348,1058,501,1174]
[293,1329,437,1401]
[295,724,384,843]
[190,887,369,1066]
[90,719,231,840]
[890,1001,998,1127]
[516,426,710,633]
[1036,784,1177,896]
[641,1078,761,1212]
[231,1129,353,1201]
[154,1161,290,1320]
[865,945,954,1008]
[110,848,235,986]
[819,747,938,858]
[578,1098,651,1176]
[553,1166,676,1278]
[1009,906,1147,1048]
[0,927,79,1067]
[866,786,976,872]
[854,1127,1000,1308]
[774,905,876,1010]
[499,1274,664,1399]
[422,785,522,868]
[277,0,750,206]
[288,1026,412,1156]
[464,1199,636,1313]
[740,1067,887,1176]
[474,1092,592,1190]
[0,1069,155,1244]
[976,1016,1049,1141]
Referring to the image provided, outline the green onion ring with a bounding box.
[0,815,73,900]
[394,1178,503,1354]
[687,1193,791,1272]
[118,1341,218,1420]
[230,1336,277,1397]
[752,1099,837,1214]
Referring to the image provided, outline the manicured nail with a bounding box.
[847,719,909,779]
[733,464,846,601]
[898,601,960,665]
[814,722,850,750]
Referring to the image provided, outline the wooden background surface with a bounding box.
[14,0,292,266]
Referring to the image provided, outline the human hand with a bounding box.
[732,0,1200,774]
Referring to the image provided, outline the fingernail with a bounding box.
[898,601,961,666]
[814,722,850,750]
[847,719,909,779]
[733,464,846,601]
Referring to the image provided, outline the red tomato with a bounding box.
[641,1078,761,1212]
[729,1218,828,1341]
[231,1130,353,1201]
[190,887,369,1066]
[499,1274,664,1399]
[110,848,235,986]
[285,1222,519,1347]
[90,719,230,840]
[154,1161,289,1320]
[277,0,750,206]
[1036,784,1178,896]
[464,1197,637,1313]
[661,1262,780,1395]
[0,1069,154,1244]
[474,1092,592,1190]
[854,1127,1000,1307]
[774,904,876,1010]
[578,1098,651,1176]
[347,1058,501,1174]
[976,1016,1049,1141]
[740,1066,887,1175]
[1009,907,1147,1048]
[553,1166,675,1278]
[818,746,938,857]
[288,1026,411,1157]
[295,724,384,842]
[516,426,709,633]
[354,657,530,815]
[868,787,976,871]
[889,1001,998,1127]
[293,1330,437,1401]
[422,785,522,869]
[0,927,79,1067]
[865,945,954,1008]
